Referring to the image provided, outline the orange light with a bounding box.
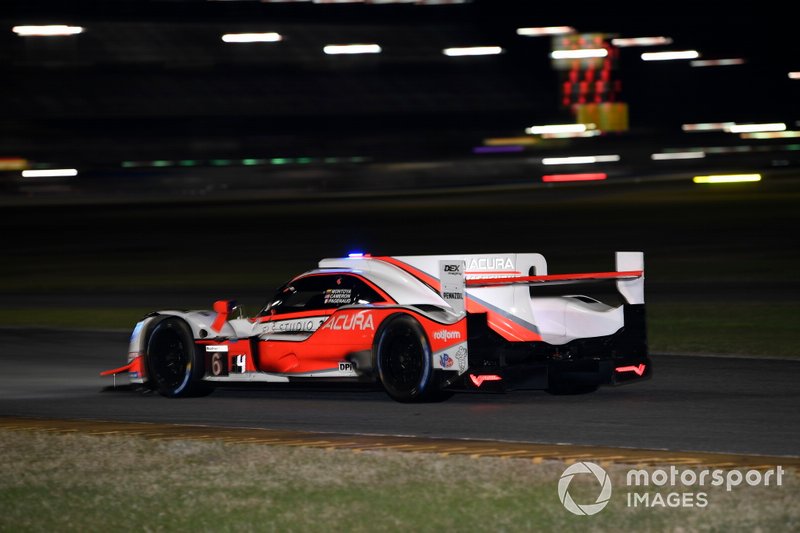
[0,158,28,170]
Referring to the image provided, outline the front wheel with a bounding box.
[374,314,450,403]
[145,317,212,398]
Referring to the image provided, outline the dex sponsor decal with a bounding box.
[556,463,786,515]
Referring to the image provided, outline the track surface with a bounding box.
[1,328,798,458]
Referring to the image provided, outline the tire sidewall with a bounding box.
[144,316,208,398]
[375,314,435,402]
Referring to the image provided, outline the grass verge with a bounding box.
[648,301,800,357]
[0,430,797,532]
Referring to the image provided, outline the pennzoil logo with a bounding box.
[321,313,375,331]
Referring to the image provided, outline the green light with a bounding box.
[296,157,313,164]
[211,159,232,166]
[270,158,292,165]
[152,160,172,167]
[349,156,368,163]
[242,158,265,166]
[323,157,341,164]
[179,160,199,167]
[121,161,138,168]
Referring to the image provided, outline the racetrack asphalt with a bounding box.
[1,328,798,458]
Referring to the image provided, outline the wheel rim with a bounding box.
[150,327,190,389]
[384,328,424,389]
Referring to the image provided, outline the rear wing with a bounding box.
[438,251,645,305]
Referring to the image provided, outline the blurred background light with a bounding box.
[0,158,28,170]
[682,122,735,132]
[473,146,523,154]
[693,174,761,184]
[443,46,503,56]
[542,130,601,139]
[690,58,745,67]
[725,123,786,133]
[550,49,607,60]
[651,151,706,160]
[611,36,672,47]
[483,137,539,146]
[12,25,84,36]
[222,32,283,43]
[323,44,382,54]
[542,173,607,182]
[789,72,800,79]
[525,124,590,135]
[542,155,620,165]
[21,169,78,178]
[516,26,575,37]
[641,50,700,61]
[741,131,800,139]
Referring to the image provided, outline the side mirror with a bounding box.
[213,300,236,314]
[211,300,238,332]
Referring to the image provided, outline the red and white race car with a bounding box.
[102,252,650,402]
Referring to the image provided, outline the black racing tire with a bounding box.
[144,316,212,398]
[374,314,450,403]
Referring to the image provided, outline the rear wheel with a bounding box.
[375,314,450,402]
[145,317,212,398]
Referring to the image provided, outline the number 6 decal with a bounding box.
[211,353,224,376]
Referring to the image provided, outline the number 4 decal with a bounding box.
[234,354,247,374]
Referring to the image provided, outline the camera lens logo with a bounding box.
[558,461,613,516]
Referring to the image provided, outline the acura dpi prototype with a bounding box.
[102,252,651,402]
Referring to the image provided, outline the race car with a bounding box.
[102,251,650,402]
